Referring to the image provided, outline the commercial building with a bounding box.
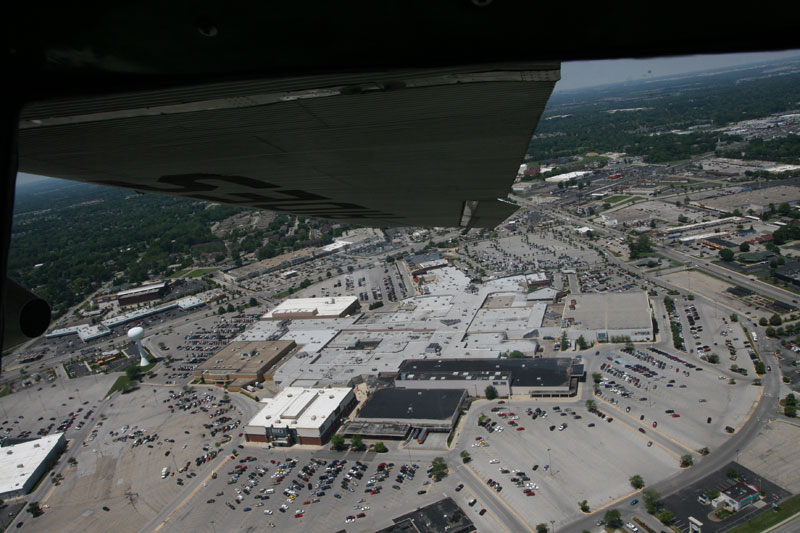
[562,291,653,342]
[244,386,356,446]
[0,433,66,499]
[378,497,475,533]
[261,296,360,320]
[351,388,467,434]
[394,357,584,398]
[193,340,296,390]
[712,482,761,512]
[116,281,169,306]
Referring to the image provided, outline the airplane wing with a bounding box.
[18,64,559,228]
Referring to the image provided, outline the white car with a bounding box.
[626,523,639,532]
[264,510,273,515]
[488,459,500,464]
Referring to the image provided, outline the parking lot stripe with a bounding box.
[153,453,232,532]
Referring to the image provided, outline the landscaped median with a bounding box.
[730,493,800,533]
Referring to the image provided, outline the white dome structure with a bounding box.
[127,326,149,366]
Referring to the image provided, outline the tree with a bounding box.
[374,442,388,453]
[739,242,750,252]
[507,350,525,359]
[786,405,797,418]
[431,457,449,481]
[630,474,645,489]
[560,331,569,351]
[350,435,364,451]
[755,361,766,374]
[770,313,783,326]
[577,335,588,350]
[460,450,472,464]
[585,400,597,412]
[485,385,498,400]
[579,500,590,512]
[730,313,738,322]
[226,303,234,313]
[766,327,777,338]
[604,509,623,528]
[592,372,602,384]
[248,297,258,307]
[785,394,798,407]
[658,509,675,525]
[26,502,42,517]
[643,488,662,514]
[759,317,769,326]
[217,306,225,315]
[706,354,720,364]
[330,434,345,451]
[680,454,694,467]
[536,524,549,533]
[719,248,735,262]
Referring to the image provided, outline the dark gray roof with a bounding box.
[397,358,575,388]
[378,498,475,533]
[357,388,465,421]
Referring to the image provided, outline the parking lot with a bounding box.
[463,399,677,528]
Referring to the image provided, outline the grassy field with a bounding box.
[730,493,800,532]
[170,267,218,278]
[606,195,632,204]
[185,267,218,278]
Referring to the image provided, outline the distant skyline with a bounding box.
[16,49,800,186]
[556,49,800,92]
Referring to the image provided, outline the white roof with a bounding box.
[176,296,204,310]
[545,171,590,182]
[0,434,64,495]
[247,387,352,431]
[262,296,358,319]
[117,281,167,297]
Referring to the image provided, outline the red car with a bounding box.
[652,421,657,428]
[357,512,366,518]
[671,414,680,418]
[526,491,535,496]
[303,501,311,505]
[516,427,525,431]
[294,513,303,518]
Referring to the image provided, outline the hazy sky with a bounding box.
[16,49,800,186]
[556,49,800,92]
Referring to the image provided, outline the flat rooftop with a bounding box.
[384,497,475,533]
[397,357,575,388]
[195,340,295,376]
[0,433,64,496]
[262,296,359,319]
[247,387,353,431]
[562,291,652,331]
[357,388,465,421]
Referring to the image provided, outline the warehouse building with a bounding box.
[244,387,356,446]
[395,358,584,398]
[261,296,360,320]
[193,340,296,390]
[116,281,169,306]
[561,291,653,342]
[0,433,66,499]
